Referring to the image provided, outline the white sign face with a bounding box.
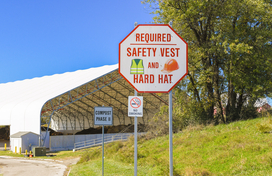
[119,24,188,93]
[94,107,113,126]
[128,96,143,117]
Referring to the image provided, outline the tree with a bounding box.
[143,0,272,124]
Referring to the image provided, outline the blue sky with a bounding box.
[0,0,155,83]
[0,1,271,105]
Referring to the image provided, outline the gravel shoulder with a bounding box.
[0,156,80,176]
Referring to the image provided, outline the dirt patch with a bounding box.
[59,157,80,176]
[41,127,64,136]
[61,157,80,166]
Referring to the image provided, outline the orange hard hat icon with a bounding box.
[161,59,179,73]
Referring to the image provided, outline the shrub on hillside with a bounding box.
[257,116,272,133]
[147,90,205,138]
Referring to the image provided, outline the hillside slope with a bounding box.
[70,116,272,176]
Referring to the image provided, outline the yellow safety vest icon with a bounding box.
[130,59,144,74]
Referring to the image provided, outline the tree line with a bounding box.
[143,0,272,131]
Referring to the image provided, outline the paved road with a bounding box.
[0,156,67,176]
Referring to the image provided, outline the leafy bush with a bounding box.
[257,116,272,133]
[147,89,208,138]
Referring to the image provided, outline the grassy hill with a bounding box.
[70,116,272,176]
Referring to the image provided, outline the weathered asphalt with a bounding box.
[0,156,67,176]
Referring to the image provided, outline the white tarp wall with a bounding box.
[50,113,92,133]
[50,114,141,134]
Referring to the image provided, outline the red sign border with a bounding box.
[119,24,188,93]
[130,97,141,109]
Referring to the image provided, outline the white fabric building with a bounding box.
[0,64,168,146]
[0,64,118,136]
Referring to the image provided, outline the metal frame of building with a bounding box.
[0,64,169,147]
[41,69,169,146]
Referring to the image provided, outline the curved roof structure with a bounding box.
[0,64,169,143]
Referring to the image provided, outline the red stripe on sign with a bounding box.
[132,99,139,106]
[130,43,177,45]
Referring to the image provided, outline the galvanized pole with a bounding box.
[169,90,173,176]
[169,21,173,176]
[102,125,104,176]
[134,21,138,176]
[134,90,138,176]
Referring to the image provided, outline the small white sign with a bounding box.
[94,107,113,126]
[128,96,143,117]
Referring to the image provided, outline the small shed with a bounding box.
[10,131,39,153]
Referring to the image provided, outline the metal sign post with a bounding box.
[94,106,113,176]
[169,90,173,176]
[134,22,138,176]
[102,125,104,176]
[169,21,173,176]
[134,89,137,176]
[128,94,143,176]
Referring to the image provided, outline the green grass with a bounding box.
[1,117,272,175]
[0,147,99,160]
[70,116,272,176]
[0,150,25,157]
[70,159,155,176]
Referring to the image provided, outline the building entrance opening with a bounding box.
[0,126,10,150]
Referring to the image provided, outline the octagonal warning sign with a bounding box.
[119,24,188,93]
